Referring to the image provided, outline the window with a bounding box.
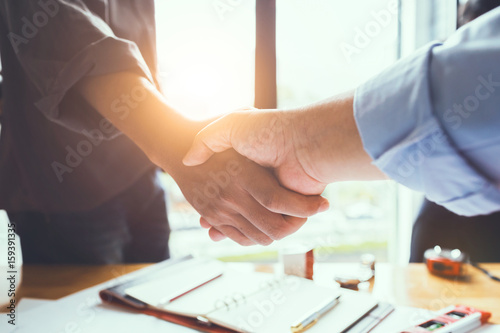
[155,0,456,264]
[275,0,399,263]
[155,0,256,120]
[276,0,399,107]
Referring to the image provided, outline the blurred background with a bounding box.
[151,0,459,265]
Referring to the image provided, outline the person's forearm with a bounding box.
[182,90,387,189]
[291,90,387,183]
[75,72,330,247]
[75,72,208,177]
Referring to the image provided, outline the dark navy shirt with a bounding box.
[0,0,158,212]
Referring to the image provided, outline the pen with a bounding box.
[156,272,223,306]
[168,273,223,303]
[291,295,341,333]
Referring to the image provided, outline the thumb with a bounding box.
[182,115,234,166]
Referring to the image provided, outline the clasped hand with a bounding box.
[182,108,330,245]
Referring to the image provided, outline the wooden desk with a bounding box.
[18,264,146,300]
[14,263,500,323]
[371,263,500,324]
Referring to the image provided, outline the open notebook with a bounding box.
[100,256,379,333]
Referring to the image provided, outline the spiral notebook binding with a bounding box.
[211,276,288,312]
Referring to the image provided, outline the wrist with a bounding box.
[290,91,357,183]
[299,90,386,182]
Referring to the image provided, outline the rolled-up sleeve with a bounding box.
[0,0,154,134]
[354,7,500,216]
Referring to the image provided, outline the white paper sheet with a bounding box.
[17,298,54,312]
[472,325,500,333]
[1,298,53,333]
[9,263,196,333]
[12,286,195,333]
[126,258,225,309]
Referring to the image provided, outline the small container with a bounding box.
[280,246,314,280]
[424,246,467,278]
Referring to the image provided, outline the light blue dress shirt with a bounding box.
[354,7,500,216]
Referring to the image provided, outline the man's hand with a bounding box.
[183,108,328,196]
[183,91,386,193]
[171,149,329,245]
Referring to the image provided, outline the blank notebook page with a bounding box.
[208,276,340,333]
[204,277,378,333]
[161,269,272,317]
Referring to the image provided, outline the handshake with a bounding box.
[180,91,384,246]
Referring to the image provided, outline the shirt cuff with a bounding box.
[353,43,500,216]
[34,36,154,138]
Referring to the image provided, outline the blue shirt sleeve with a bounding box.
[353,7,500,216]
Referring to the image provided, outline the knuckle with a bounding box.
[217,211,236,224]
[218,225,254,247]
[219,190,236,206]
[259,237,273,246]
[267,225,286,241]
[235,224,269,246]
[207,204,232,220]
[207,219,222,228]
[269,218,296,240]
[273,232,286,241]
[246,208,290,241]
[251,231,273,246]
[203,213,224,227]
[261,192,279,211]
[304,200,319,215]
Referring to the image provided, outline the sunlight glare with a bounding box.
[156,1,255,121]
